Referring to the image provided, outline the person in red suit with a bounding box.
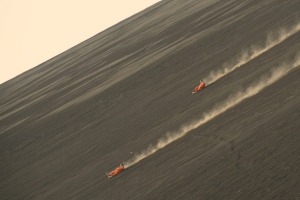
[192,80,206,94]
[106,163,125,178]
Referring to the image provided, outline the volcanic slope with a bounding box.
[1,0,300,200]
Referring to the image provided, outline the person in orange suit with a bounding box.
[106,163,125,178]
[192,80,206,94]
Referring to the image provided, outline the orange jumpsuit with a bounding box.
[193,81,206,93]
[108,165,125,176]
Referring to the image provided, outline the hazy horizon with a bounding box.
[0,0,160,84]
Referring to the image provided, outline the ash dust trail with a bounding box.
[124,53,300,168]
[204,23,300,85]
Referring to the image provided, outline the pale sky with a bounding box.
[0,0,160,84]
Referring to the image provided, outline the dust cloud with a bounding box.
[125,53,300,167]
[204,23,300,85]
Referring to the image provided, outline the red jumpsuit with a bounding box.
[193,81,206,93]
[108,165,125,177]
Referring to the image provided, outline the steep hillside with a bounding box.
[1,0,299,199]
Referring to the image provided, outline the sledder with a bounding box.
[106,163,125,178]
[192,80,206,94]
